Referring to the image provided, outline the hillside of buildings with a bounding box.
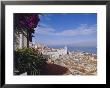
[28,43,97,75]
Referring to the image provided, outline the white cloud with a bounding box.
[40,14,52,21]
[33,24,97,47]
[56,24,96,36]
[36,27,55,35]
[38,22,50,28]
[36,24,97,36]
[44,39,97,47]
[69,39,97,47]
[35,23,55,35]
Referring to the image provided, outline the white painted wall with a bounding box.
[19,33,23,48]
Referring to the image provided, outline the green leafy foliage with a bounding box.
[14,48,46,75]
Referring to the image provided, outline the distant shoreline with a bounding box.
[48,45,97,54]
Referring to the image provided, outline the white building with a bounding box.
[14,29,34,49]
[34,43,45,49]
[14,31,28,49]
[42,46,68,59]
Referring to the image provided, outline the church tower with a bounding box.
[64,45,67,54]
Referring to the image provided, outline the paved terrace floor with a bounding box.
[40,63,69,75]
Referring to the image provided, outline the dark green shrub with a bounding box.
[14,47,46,75]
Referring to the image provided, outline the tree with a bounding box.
[14,13,40,47]
[14,48,46,75]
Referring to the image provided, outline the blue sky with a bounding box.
[33,13,97,47]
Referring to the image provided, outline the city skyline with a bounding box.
[13,13,97,76]
[33,13,97,47]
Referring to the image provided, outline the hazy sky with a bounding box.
[33,13,97,47]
